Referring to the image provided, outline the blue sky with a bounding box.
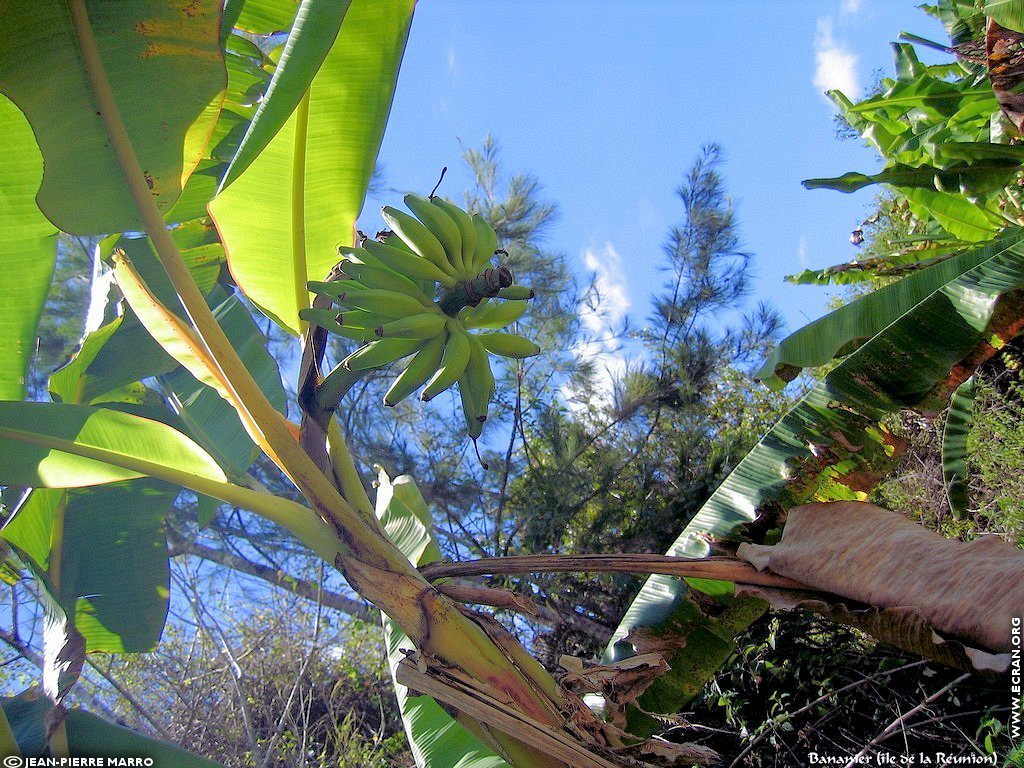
[370,1,947,364]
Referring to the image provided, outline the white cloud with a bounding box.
[840,0,863,16]
[813,17,859,100]
[569,243,632,408]
[572,338,629,411]
[797,234,809,269]
[447,45,457,75]
[581,243,630,332]
[636,196,658,240]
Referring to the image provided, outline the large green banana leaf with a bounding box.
[209,0,415,335]
[606,228,1024,723]
[375,469,508,768]
[941,376,977,518]
[900,186,1004,242]
[113,237,288,476]
[0,401,227,489]
[56,480,172,652]
[221,0,354,189]
[0,0,225,235]
[0,399,338,561]
[59,227,283,481]
[10,315,184,654]
[986,0,1024,32]
[1,693,224,765]
[3,480,174,653]
[0,95,57,402]
[758,228,1024,387]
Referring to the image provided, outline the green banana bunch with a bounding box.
[302,195,543,443]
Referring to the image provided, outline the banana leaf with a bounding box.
[986,0,1024,32]
[759,228,1024,387]
[2,480,174,653]
[221,0,354,189]
[942,376,977,518]
[0,0,225,235]
[209,0,416,335]
[0,401,227,490]
[0,95,57,402]
[1,693,224,765]
[900,187,1004,242]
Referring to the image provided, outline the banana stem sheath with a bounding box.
[316,362,365,413]
[438,266,513,316]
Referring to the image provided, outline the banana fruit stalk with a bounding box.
[305,195,542,443]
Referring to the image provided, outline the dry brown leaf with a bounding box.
[396,656,626,768]
[616,736,720,767]
[437,583,538,614]
[557,653,670,706]
[735,586,1010,674]
[623,626,689,662]
[987,18,1024,131]
[737,502,1024,652]
[398,654,719,767]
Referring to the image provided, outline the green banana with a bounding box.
[457,377,483,439]
[380,230,416,254]
[342,337,425,371]
[477,332,541,359]
[383,333,447,407]
[325,308,388,330]
[463,299,529,330]
[309,199,542,427]
[381,206,456,278]
[461,334,495,427]
[404,193,464,275]
[374,312,446,340]
[332,288,432,318]
[421,324,472,402]
[430,197,477,278]
[496,285,535,300]
[297,308,377,342]
[362,239,455,287]
[307,279,369,300]
[339,260,435,306]
[470,213,498,272]
[337,245,365,260]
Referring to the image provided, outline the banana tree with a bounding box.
[0,2,718,765]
